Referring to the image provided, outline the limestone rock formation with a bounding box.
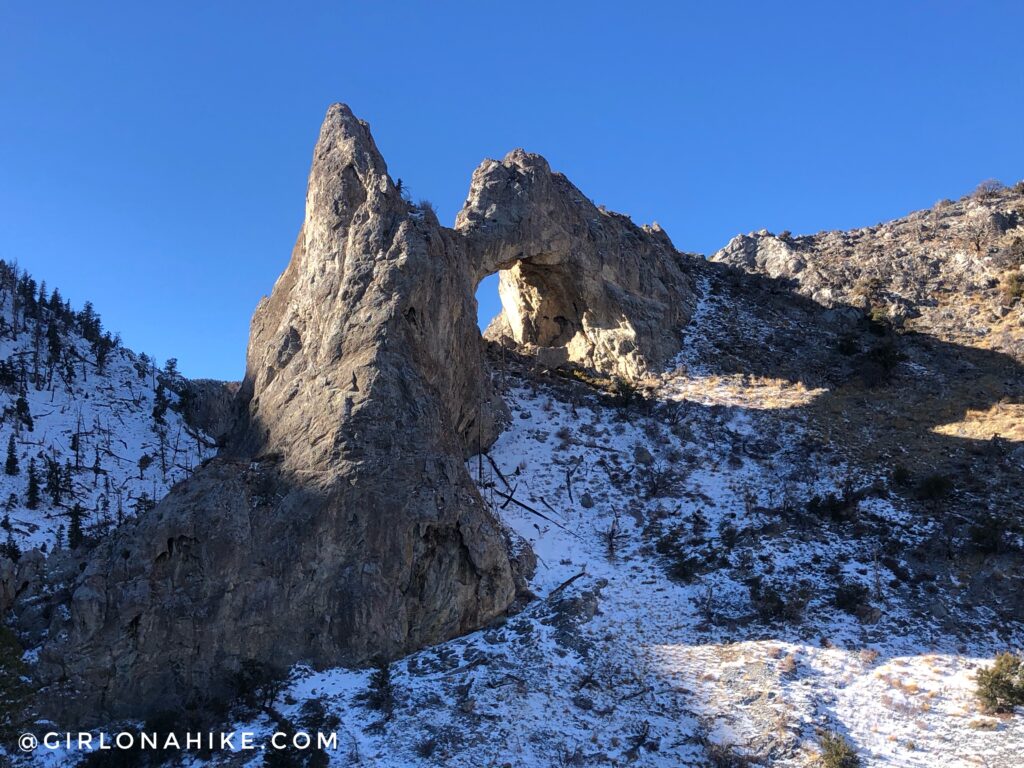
[458,150,696,379]
[22,104,696,722]
[711,185,1024,360]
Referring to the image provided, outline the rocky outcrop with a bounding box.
[458,150,696,379]
[711,185,1024,360]
[180,378,242,444]
[23,104,696,722]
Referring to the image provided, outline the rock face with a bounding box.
[458,150,696,379]
[24,104,696,722]
[711,186,1024,361]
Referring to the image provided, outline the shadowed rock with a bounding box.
[23,104,695,722]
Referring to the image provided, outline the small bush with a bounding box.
[750,578,810,624]
[999,271,1024,306]
[0,624,30,744]
[611,377,639,408]
[975,652,1024,713]
[974,178,1005,200]
[819,730,860,767]
[230,659,287,712]
[365,658,396,718]
[916,473,953,502]
[890,465,912,487]
[833,581,869,615]
[969,514,1005,555]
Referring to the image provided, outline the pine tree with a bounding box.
[46,322,62,366]
[4,435,17,476]
[0,623,30,741]
[67,504,84,549]
[152,384,169,426]
[62,460,74,500]
[1,531,19,562]
[71,419,81,468]
[14,395,32,432]
[25,459,40,509]
[45,457,62,505]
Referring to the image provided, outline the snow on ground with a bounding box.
[153,366,1020,767]
[0,294,216,552]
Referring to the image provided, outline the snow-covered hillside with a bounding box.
[0,260,216,556]
[77,359,1012,768]
[9,250,1023,767]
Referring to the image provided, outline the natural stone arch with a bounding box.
[457,149,697,380]
[24,105,697,723]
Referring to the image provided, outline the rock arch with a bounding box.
[25,105,697,722]
[458,149,696,380]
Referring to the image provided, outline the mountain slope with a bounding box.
[0,260,216,557]
[712,180,1024,364]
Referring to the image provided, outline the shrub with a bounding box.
[365,658,396,718]
[611,377,639,408]
[890,465,912,487]
[969,514,1005,555]
[230,659,287,712]
[999,271,1024,306]
[916,473,953,502]
[974,179,1005,200]
[819,730,860,767]
[975,652,1024,713]
[833,580,869,615]
[750,578,809,624]
[854,340,903,387]
[0,624,30,744]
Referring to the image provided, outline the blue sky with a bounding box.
[1,2,1021,380]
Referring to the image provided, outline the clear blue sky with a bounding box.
[2,2,1022,380]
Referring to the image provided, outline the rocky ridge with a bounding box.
[712,182,1024,362]
[12,104,697,722]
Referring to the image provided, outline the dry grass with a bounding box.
[932,402,1024,441]
[663,373,827,410]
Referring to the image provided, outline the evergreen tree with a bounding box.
[45,457,62,505]
[133,492,155,515]
[62,460,74,499]
[4,435,17,476]
[67,504,84,549]
[14,395,32,431]
[152,383,169,425]
[46,322,62,366]
[0,623,30,741]
[1,530,19,562]
[93,332,113,374]
[25,459,40,509]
